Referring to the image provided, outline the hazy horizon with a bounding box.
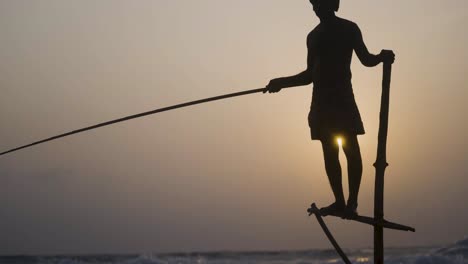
[1,0,467,256]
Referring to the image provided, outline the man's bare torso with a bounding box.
[307,17,359,93]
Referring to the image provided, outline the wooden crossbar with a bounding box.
[308,202,415,264]
[307,205,415,232]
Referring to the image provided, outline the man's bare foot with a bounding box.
[343,201,358,218]
[320,202,346,216]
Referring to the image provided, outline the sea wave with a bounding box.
[2,237,468,264]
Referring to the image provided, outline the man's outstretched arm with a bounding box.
[265,35,315,93]
[264,69,313,93]
[354,24,395,67]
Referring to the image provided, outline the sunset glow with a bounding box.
[0,0,466,256]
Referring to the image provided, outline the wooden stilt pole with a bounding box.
[308,204,352,264]
[374,61,393,264]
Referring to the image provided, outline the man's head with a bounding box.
[310,0,340,18]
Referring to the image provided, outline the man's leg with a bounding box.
[320,136,345,215]
[342,134,363,214]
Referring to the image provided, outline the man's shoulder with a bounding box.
[309,25,320,35]
[338,17,356,25]
[337,17,360,31]
[307,25,321,40]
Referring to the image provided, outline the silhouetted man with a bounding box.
[265,0,395,217]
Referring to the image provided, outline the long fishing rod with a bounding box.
[0,88,266,157]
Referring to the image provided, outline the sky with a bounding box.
[1,0,467,256]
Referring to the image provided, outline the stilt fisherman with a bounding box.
[265,0,395,217]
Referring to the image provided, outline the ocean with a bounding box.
[2,237,467,264]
